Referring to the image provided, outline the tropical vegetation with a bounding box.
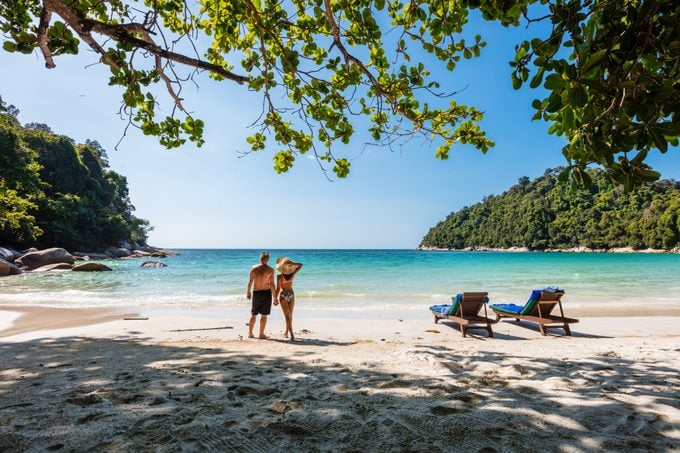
[1,0,677,185]
[420,168,680,251]
[0,96,150,251]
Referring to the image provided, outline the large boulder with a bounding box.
[0,259,9,276]
[32,263,73,272]
[106,247,132,258]
[73,252,112,260]
[0,259,22,276]
[0,247,21,262]
[141,261,167,268]
[72,262,112,272]
[10,262,21,275]
[1,258,21,276]
[16,248,75,270]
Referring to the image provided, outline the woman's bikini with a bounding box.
[280,274,294,302]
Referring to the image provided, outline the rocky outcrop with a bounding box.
[141,261,167,268]
[134,246,177,257]
[72,262,113,272]
[32,263,74,272]
[15,248,75,270]
[106,247,132,258]
[0,259,22,276]
[73,252,112,261]
[0,247,21,262]
[609,247,635,253]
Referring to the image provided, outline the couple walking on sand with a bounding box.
[246,251,303,340]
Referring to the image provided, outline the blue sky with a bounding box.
[1,10,678,249]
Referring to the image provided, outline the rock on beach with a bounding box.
[0,259,22,276]
[141,261,167,268]
[72,263,112,272]
[32,263,74,272]
[15,248,75,270]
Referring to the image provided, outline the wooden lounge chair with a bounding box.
[489,289,578,336]
[430,292,495,337]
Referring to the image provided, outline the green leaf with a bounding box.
[529,67,544,89]
[568,85,588,108]
[654,123,680,138]
[546,93,563,113]
[580,49,607,73]
[511,72,522,90]
[544,74,565,90]
[2,41,17,52]
[562,107,574,131]
[648,126,668,152]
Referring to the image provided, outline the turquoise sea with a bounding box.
[1,249,680,312]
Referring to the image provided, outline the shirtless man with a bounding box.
[246,251,276,339]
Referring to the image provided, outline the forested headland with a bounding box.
[0,98,150,251]
[420,168,680,252]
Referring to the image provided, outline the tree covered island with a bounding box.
[420,168,680,252]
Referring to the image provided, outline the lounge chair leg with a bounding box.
[487,325,493,338]
[461,325,466,337]
[564,324,571,336]
[434,315,439,324]
[539,324,546,336]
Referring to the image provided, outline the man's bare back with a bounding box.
[250,264,274,292]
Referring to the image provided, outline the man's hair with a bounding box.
[260,251,269,258]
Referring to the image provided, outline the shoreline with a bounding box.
[2,303,680,342]
[417,245,680,253]
[0,305,137,339]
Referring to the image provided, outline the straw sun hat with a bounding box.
[276,257,297,275]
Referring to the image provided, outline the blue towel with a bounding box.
[430,294,463,315]
[430,304,451,314]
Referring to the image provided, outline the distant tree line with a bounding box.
[0,96,150,251]
[420,168,680,251]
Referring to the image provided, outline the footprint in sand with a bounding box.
[64,393,103,407]
[267,399,304,414]
[430,403,466,415]
[77,411,111,424]
[376,379,411,389]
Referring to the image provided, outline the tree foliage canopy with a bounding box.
[420,167,680,251]
[1,0,677,185]
[0,105,150,250]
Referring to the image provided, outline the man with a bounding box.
[246,251,276,339]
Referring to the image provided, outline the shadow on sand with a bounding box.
[0,335,678,451]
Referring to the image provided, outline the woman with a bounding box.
[275,257,303,340]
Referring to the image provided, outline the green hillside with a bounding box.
[1,101,150,251]
[420,168,680,251]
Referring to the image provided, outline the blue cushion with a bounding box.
[491,287,565,315]
[489,303,524,314]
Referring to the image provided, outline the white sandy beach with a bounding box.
[1,305,679,451]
